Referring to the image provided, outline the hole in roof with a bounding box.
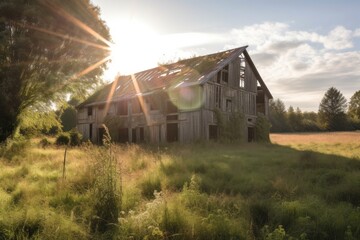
[116,85,121,91]
[174,81,184,88]
[195,62,201,67]
[160,73,167,77]
[169,69,181,75]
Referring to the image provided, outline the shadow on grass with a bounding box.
[159,142,360,239]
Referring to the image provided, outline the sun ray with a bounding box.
[103,76,119,118]
[131,74,150,126]
[41,0,112,47]
[70,56,111,81]
[16,22,110,51]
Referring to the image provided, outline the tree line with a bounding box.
[269,87,360,132]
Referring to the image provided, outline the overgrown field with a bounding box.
[1,132,360,239]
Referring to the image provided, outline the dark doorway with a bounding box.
[139,127,145,142]
[166,123,178,142]
[98,127,105,144]
[132,128,137,143]
[209,125,218,140]
[248,127,255,142]
[118,128,129,143]
[89,123,93,141]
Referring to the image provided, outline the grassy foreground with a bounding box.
[0,132,360,239]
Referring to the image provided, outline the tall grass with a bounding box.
[0,132,360,239]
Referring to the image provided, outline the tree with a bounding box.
[0,0,110,141]
[269,99,290,132]
[349,90,360,120]
[318,87,347,130]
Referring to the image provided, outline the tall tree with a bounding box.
[318,87,347,131]
[348,90,360,120]
[269,99,290,132]
[0,0,111,141]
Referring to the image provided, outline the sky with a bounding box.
[91,0,360,112]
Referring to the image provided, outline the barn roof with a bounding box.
[79,46,272,107]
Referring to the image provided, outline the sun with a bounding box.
[105,20,161,80]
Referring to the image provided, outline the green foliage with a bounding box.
[69,130,82,146]
[0,0,110,141]
[56,133,70,146]
[140,175,162,199]
[39,137,52,148]
[348,90,360,120]
[318,87,348,131]
[90,126,121,234]
[256,113,271,142]
[214,108,245,141]
[269,99,290,132]
[60,106,77,132]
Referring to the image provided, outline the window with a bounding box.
[239,56,246,88]
[117,101,128,115]
[132,99,143,114]
[118,128,129,143]
[139,127,144,142]
[215,86,222,108]
[216,65,229,84]
[88,106,93,116]
[98,104,105,110]
[132,128,137,143]
[222,65,229,83]
[89,123,93,140]
[166,101,178,114]
[226,99,232,112]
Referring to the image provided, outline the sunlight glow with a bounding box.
[107,20,161,78]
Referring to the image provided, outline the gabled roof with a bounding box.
[79,46,272,107]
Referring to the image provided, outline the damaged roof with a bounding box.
[79,46,272,107]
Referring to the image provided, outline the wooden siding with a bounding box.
[77,52,269,143]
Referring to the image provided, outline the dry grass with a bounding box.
[271,131,360,159]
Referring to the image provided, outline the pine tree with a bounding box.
[349,90,360,120]
[318,87,347,130]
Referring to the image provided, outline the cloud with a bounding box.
[159,22,360,111]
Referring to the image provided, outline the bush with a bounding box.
[39,138,51,148]
[56,133,70,146]
[256,113,271,142]
[69,130,82,146]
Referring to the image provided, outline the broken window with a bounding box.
[216,65,229,84]
[209,125,218,140]
[117,101,128,115]
[139,127,144,142]
[132,98,143,114]
[166,101,178,114]
[132,128,137,143]
[239,55,246,88]
[222,65,229,83]
[226,99,232,112]
[215,86,222,108]
[118,128,129,143]
[88,106,93,116]
[166,123,178,142]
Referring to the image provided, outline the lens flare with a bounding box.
[168,85,204,111]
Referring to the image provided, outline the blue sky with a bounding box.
[91,0,360,111]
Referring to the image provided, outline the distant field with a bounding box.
[1,134,360,239]
[271,131,360,159]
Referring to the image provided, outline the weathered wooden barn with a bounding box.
[77,46,272,143]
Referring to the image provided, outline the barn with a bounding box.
[77,46,272,143]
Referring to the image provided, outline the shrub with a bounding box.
[56,133,70,146]
[256,113,271,142]
[69,130,82,146]
[39,138,51,148]
[140,175,162,199]
[89,127,121,235]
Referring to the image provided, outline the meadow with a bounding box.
[0,132,360,239]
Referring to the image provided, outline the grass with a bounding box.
[0,132,360,239]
